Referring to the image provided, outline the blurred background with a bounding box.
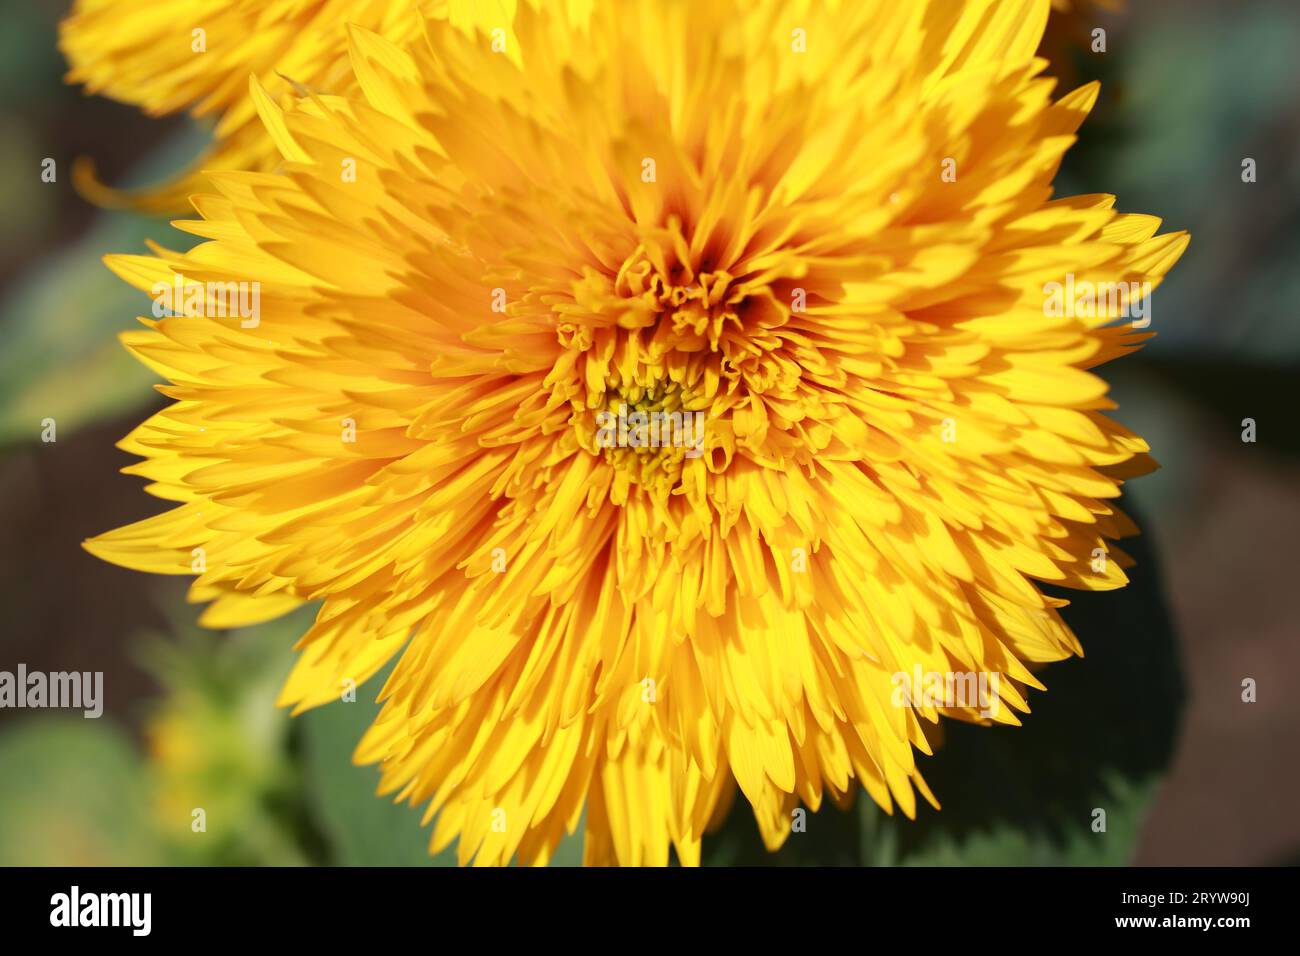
[0,0,1296,866]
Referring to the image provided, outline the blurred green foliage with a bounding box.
[299,663,458,867]
[0,718,165,866]
[0,601,586,866]
[294,654,583,864]
[0,133,205,448]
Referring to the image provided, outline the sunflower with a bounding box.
[86,0,1188,866]
[58,0,1113,210]
[58,0,439,211]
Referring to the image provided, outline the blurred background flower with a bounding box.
[57,0,435,211]
[0,0,1296,866]
[137,611,308,865]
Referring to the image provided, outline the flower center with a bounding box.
[553,223,820,501]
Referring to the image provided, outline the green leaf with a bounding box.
[866,775,1159,867]
[298,668,456,866]
[298,662,585,866]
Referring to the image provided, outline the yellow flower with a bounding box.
[59,0,439,212]
[87,0,1188,866]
